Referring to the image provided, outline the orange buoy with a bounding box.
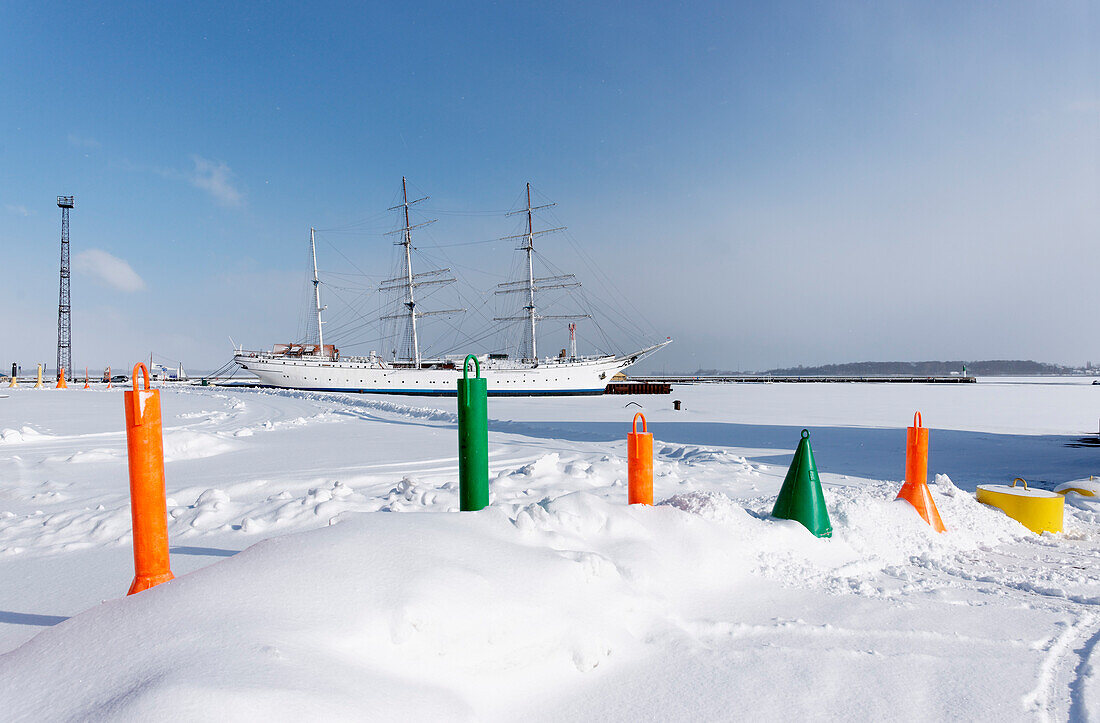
[628,412,653,505]
[55,366,68,389]
[897,412,946,532]
[83,368,90,390]
[123,363,174,594]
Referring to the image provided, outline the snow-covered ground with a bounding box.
[1,378,1099,720]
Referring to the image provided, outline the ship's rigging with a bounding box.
[378,177,463,368]
[293,180,663,366]
[493,183,590,363]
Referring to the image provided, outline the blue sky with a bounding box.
[1,2,1097,373]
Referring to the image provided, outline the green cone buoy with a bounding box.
[771,429,832,538]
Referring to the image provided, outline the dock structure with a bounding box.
[605,381,672,395]
[629,375,977,384]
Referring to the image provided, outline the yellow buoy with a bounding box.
[976,478,1063,534]
[1054,478,1100,498]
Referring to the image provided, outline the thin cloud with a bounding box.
[188,155,243,207]
[67,133,101,148]
[74,249,146,292]
[4,204,33,216]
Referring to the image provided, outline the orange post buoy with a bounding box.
[83,368,90,390]
[124,363,174,594]
[106,366,112,389]
[897,412,946,532]
[628,412,653,505]
[55,366,68,389]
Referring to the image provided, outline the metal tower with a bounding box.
[56,195,74,381]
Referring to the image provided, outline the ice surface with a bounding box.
[0,379,1098,719]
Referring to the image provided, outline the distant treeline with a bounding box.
[687,360,1082,377]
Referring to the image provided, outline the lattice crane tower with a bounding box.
[56,195,74,381]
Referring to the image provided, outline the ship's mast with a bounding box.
[381,178,462,368]
[495,183,586,363]
[400,179,420,366]
[523,184,538,360]
[310,227,326,353]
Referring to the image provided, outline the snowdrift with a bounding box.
[2,484,1071,720]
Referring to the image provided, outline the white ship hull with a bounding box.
[234,351,646,396]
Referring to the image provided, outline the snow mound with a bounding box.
[0,426,50,445]
[231,411,339,437]
[660,444,756,472]
[164,479,396,536]
[1053,478,1100,497]
[2,486,1074,719]
[662,489,755,523]
[1055,478,1100,517]
[162,431,235,461]
[379,477,441,512]
[0,506,642,717]
[235,387,459,424]
[45,448,121,464]
[0,505,132,556]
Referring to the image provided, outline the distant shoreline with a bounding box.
[669,360,1095,378]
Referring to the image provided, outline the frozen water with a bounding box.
[0,379,1098,719]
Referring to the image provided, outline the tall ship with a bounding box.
[234,180,670,396]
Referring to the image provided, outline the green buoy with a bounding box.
[457,354,489,511]
[771,429,832,538]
